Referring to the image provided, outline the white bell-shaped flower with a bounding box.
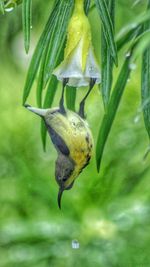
[53,0,101,87]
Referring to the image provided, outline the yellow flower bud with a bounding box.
[53,0,101,87]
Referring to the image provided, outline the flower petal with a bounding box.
[53,39,101,87]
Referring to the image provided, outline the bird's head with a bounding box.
[55,153,75,209]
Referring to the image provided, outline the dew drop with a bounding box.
[72,240,80,249]
[134,115,140,124]
[5,6,14,12]
[125,51,131,58]
[129,63,137,70]
[4,2,16,12]
[131,23,137,29]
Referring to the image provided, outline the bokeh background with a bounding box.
[0,1,150,266]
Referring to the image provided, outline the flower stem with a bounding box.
[74,0,84,13]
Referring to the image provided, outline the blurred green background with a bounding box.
[0,1,150,266]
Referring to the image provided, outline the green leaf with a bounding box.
[101,0,115,109]
[96,5,150,172]
[41,120,47,152]
[116,26,141,51]
[66,86,76,111]
[36,37,66,109]
[22,0,60,105]
[94,0,118,66]
[132,30,150,62]
[96,29,149,171]
[43,0,74,87]
[84,0,91,15]
[116,11,150,51]
[43,77,58,110]
[141,0,150,139]
[41,76,58,151]
[141,48,150,139]
[96,51,132,172]
[22,0,32,53]
[36,53,46,108]
[0,0,4,14]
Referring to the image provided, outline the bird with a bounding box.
[25,78,96,208]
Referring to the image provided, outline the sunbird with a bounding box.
[25,78,96,208]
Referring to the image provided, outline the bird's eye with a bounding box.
[62,177,68,182]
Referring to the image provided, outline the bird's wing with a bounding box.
[45,120,70,156]
[45,111,93,166]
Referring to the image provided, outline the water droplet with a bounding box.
[125,51,131,58]
[131,23,137,29]
[134,115,140,124]
[72,240,80,249]
[4,2,16,12]
[127,78,130,83]
[5,6,14,12]
[30,25,33,29]
[129,63,137,70]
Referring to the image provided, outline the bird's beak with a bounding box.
[57,187,64,209]
[24,104,48,117]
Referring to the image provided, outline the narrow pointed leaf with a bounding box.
[94,0,118,66]
[43,0,74,87]
[0,0,4,14]
[141,0,150,139]
[41,39,66,149]
[41,120,47,152]
[96,6,150,172]
[116,11,150,51]
[96,28,149,172]
[22,0,32,53]
[22,0,60,104]
[132,30,150,62]
[141,48,150,138]
[84,0,91,15]
[96,52,132,172]
[43,76,58,109]
[116,26,142,51]
[41,76,58,150]
[101,0,115,109]
[66,86,76,111]
[36,48,48,108]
